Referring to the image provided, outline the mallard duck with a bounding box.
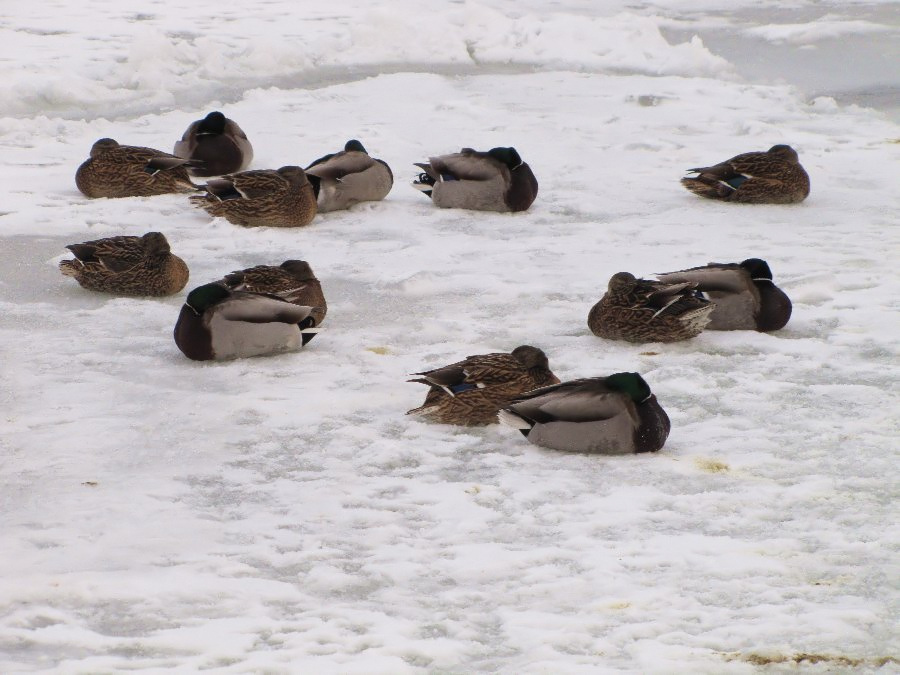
[304,139,393,212]
[412,146,538,212]
[218,260,327,326]
[173,283,319,361]
[656,258,792,331]
[681,144,810,204]
[406,345,560,425]
[173,111,254,177]
[58,231,189,296]
[190,166,317,227]
[76,138,200,198]
[498,373,671,455]
[588,272,714,343]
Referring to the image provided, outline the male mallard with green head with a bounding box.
[174,111,254,177]
[305,140,393,212]
[498,373,670,454]
[412,146,538,212]
[173,283,319,361]
[218,260,327,326]
[76,138,200,198]
[407,345,560,425]
[59,231,189,296]
[190,166,317,227]
[656,258,792,331]
[588,272,714,343]
[681,144,810,204]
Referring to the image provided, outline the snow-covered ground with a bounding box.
[1,1,898,672]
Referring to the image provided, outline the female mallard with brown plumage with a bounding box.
[498,373,670,455]
[407,345,560,425]
[681,144,810,204]
[76,138,200,198]
[217,260,327,326]
[173,283,319,361]
[655,258,792,331]
[173,111,254,177]
[59,231,189,296]
[412,146,538,212]
[190,166,317,227]
[588,272,714,343]
[304,140,393,212]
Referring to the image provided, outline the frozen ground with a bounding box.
[1,1,898,673]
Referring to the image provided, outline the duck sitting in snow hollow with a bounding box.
[76,138,200,198]
[173,283,319,361]
[406,345,560,425]
[216,260,328,327]
[173,111,253,177]
[680,144,810,204]
[498,373,670,455]
[412,146,538,212]
[304,140,393,212]
[59,231,189,296]
[588,272,714,343]
[656,258,792,331]
[190,166,317,227]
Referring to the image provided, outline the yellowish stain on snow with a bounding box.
[695,457,729,473]
[366,346,390,355]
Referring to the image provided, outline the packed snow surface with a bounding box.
[1,0,898,672]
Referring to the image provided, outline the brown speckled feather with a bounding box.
[407,345,560,426]
[588,272,714,343]
[681,144,810,204]
[59,231,189,296]
[191,166,317,227]
[218,260,327,326]
[75,138,200,198]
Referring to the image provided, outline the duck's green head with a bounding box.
[199,111,227,134]
[740,258,773,281]
[185,283,230,314]
[488,147,523,169]
[605,372,653,403]
[344,139,367,153]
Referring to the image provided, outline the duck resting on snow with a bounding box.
[412,146,538,212]
[588,272,714,343]
[680,144,810,204]
[59,231,189,296]
[304,139,393,212]
[217,260,328,327]
[407,345,560,425]
[173,111,254,177]
[190,166,317,227]
[173,283,319,361]
[499,373,671,455]
[656,258,792,331]
[76,138,200,198]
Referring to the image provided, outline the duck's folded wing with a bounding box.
[218,293,315,324]
[226,170,288,199]
[657,264,749,293]
[509,380,625,424]
[306,152,374,179]
[430,153,508,182]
